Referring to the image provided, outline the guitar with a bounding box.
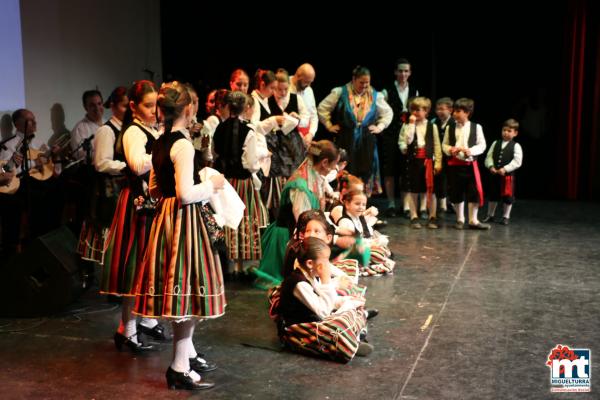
[0,160,20,194]
[27,147,55,181]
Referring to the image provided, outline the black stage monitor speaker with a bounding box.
[0,226,86,317]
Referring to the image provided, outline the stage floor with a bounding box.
[1,200,599,399]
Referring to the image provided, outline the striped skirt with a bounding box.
[134,198,226,319]
[77,220,108,264]
[100,187,151,296]
[281,308,367,363]
[261,175,286,213]
[224,177,268,260]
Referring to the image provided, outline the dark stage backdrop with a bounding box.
[160,1,599,201]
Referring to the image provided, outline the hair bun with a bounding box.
[308,142,321,156]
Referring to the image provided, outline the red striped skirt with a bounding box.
[100,187,151,296]
[281,308,367,363]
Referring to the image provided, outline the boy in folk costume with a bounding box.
[441,98,489,229]
[431,97,455,214]
[399,97,442,229]
[483,119,523,225]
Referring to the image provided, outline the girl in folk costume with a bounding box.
[398,97,442,229]
[134,82,227,390]
[190,87,230,168]
[212,91,270,277]
[256,140,339,287]
[281,210,364,295]
[101,80,165,352]
[249,69,286,219]
[78,87,128,264]
[229,68,250,94]
[276,237,372,363]
[335,190,395,277]
[317,66,393,197]
[263,68,309,220]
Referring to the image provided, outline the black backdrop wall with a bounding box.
[160,1,598,201]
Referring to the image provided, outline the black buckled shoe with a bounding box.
[165,367,215,390]
[366,309,379,320]
[190,354,217,373]
[138,323,169,341]
[113,332,155,353]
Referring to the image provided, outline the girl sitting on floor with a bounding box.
[276,237,372,362]
[335,190,395,276]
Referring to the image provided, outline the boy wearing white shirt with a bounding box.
[483,119,523,225]
[399,97,442,229]
[442,98,489,229]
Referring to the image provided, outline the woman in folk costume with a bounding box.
[100,80,166,352]
[134,82,227,390]
[212,91,270,278]
[255,140,339,288]
[317,66,393,196]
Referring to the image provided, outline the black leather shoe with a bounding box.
[113,332,155,353]
[138,323,169,341]
[373,219,388,230]
[481,215,495,223]
[190,354,217,373]
[469,222,491,230]
[165,367,215,390]
[366,309,379,320]
[499,217,509,225]
[384,207,396,218]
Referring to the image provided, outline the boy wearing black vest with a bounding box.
[442,98,489,229]
[482,119,523,225]
[399,97,442,229]
[431,97,455,214]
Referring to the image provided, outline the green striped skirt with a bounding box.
[134,197,226,319]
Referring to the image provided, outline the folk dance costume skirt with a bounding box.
[134,198,226,319]
[224,177,268,261]
[260,175,286,221]
[77,220,108,264]
[100,187,151,296]
[281,308,367,363]
[77,175,124,264]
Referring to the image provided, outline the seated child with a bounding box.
[335,190,395,276]
[277,237,372,362]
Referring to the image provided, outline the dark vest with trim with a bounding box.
[383,83,418,135]
[152,131,197,198]
[115,122,156,196]
[212,117,252,179]
[337,208,372,239]
[492,140,516,172]
[407,122,435,159]
[448,122,478,152]
[279,270,321,326]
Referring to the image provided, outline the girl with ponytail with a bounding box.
[101,80,165,353]
[135,81,227,390]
